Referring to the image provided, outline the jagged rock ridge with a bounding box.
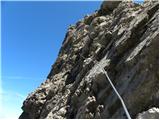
[19,0,159,119]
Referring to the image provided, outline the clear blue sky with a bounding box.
[1,1,102,118]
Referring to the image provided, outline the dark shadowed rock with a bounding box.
[101,1,121,11]
[98,1,121,15]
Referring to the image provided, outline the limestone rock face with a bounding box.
[19,0,159,119]
[136,107,159,119]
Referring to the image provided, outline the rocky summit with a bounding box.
[19,0,159,119]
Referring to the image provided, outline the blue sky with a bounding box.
[1,1,102,118]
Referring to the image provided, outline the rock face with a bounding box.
[19,0,159,119]
[136,107,159,119]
